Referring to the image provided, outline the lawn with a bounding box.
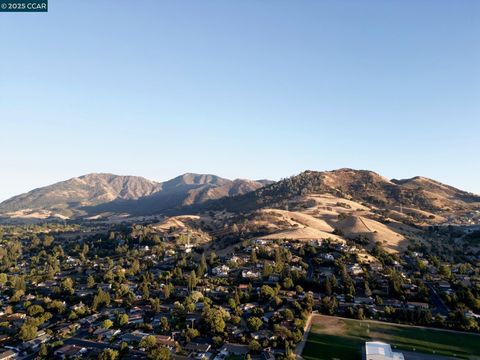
[302,315,480,360]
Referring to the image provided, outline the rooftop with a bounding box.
[365,341,404,360]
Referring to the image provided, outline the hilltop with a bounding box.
[191,169,480,217]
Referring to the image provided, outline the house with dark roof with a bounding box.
[54,345,87,359]
[184,342,211,354]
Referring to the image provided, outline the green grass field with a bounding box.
[302,315,480,360]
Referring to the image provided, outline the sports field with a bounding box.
[302,315,480,360]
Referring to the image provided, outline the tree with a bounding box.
[92,288,111,311]
[284,309,294,321]
[19,322,37,341]
[103,319,113,329]
[163,284,171,300]
[283,277,294,289]
[285,342,294,360]
[141,282,150,300]
[38,343,49,358]
[364,282,372,297]
[43,235,54,247]
[118,313,129,327]
[147,344,172,360]
[10,289,24,303]
[247,317,263,332]
[99,348,119,360]
[251,249,258,264]
[61,277,74,295]
[87,275,96,288]
[119,341,129,355]
[140,335,157,350]
[440,264,452,279]
[27,304,44,317]
[209,251,217,265]
[231,224,239,233]
[202,307,226,334]
[81,243,90,259]
[129,259,140,275]
[47,300,65,314]
[321,296,338,315]
[260,285,275,300]
[188,270,197,292]
[157,316,169,332]
[249,339,261,352]
[213,336,223,347]
[151,298,161,314]
[197,254,207,277]
[228,298,237,309]
[262,262,273,278]
[324,276,332,296]
[356,307,365,320]
[185,327,200,341]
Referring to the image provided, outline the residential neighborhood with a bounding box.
[0,221,478,359]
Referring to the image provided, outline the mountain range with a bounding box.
[0,169,479,226]
[0,173,270,220]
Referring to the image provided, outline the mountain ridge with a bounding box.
[0,172,270,219]
[0,169,478,223]
[178,168,480,217]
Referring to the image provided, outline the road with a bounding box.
[64,337,114,350]
[426,283,449,317]
[306,258,314,281]
[64,337,147,358]
[294,312,314,360]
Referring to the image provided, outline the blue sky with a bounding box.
[1,0,479,201]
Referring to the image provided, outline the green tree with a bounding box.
[188,270,197,292]
[27,304,44,317]
[197,253,207,277]
[61,277,74,295]
[364,282,372,297]
[324,276,332,296]
[151,298,161,313]
[47,300,65,314]
[103,319,113,329]
[163,284,171,300]
[19,322,37,341]
[147,344,171,360]
[92,288,111,311]
[249,339,261,352]
[185,327,200,341]
[141,282,150,300]
[247,317,263,331]
[140,335,157,350]
[440,264,452,279]
[43,235,54,247]
[99,348,119,360]
[260,285,275,300]
[283,277,294,289]
[38,343,49,358]
[202,307,226,334]
[251,249,258,264]
[160,316,170,332]
[87,275,96,288]
[118,313,129,327]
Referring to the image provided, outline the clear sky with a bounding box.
[1,0,479,201]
